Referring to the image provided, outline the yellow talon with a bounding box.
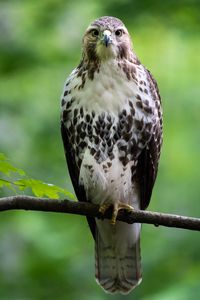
[99,201,134,225]
[118,203,134,212]
[111,208,118,225]
[111,203,134,225]
[99,203,111,214]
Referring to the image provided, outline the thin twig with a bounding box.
[0,195,199,231]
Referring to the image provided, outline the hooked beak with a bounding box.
[102,30,112,47]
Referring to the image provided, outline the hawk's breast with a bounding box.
[61,60,158,206]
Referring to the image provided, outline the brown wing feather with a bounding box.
[136,69,163,210]
[137,128,162,210]
[61,121,96,238]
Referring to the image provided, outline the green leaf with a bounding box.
[0,153,7,161]
[0,153,25,176]
[0,152,76,200]
[0,178,12,189]
[0,178,17,193]
[14,179,76,200]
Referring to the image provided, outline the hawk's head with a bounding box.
[82,16,132,61]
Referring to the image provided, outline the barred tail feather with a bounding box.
[95,220,142,294]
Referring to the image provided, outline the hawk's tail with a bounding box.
[95,221,142,294]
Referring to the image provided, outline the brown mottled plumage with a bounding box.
[61,16,162,294]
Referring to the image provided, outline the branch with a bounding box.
[0,195,199,231]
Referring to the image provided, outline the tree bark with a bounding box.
[0,195,199,231]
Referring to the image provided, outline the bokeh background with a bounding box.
[0,0,200,299]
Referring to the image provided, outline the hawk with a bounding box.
[61,16,162,294]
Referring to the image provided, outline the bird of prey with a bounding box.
[61,16,162,294]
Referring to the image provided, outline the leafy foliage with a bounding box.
[0,153,25,177]
[0,153,75,200]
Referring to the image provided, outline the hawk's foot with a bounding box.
[99,203,111,215]
[99,200,134,225]
[111,202,134,225]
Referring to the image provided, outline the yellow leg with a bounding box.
[111,202,134,225]
[99,201,134,225]
[99,203,111,214]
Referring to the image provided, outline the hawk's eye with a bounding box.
[115,29,123,37]
[91,29,99,37]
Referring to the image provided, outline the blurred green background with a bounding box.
[0,0,200,299]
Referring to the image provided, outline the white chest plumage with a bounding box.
[63,60,155,115]
[61,59,158,209]
[73,61,137,114]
